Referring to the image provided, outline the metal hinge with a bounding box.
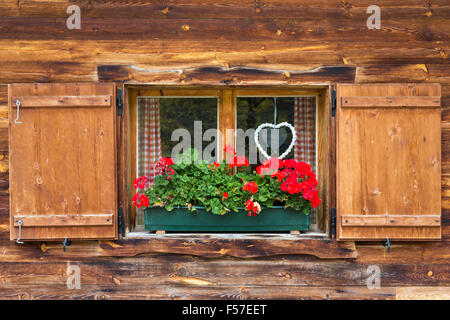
[331,87,337,117]
[116,88,123,116]
[118,207,124,236]
[330,208,336,237]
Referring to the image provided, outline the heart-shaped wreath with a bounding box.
[254,122,296,160]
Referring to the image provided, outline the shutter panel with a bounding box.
[336,84,441,241]
[9,83,117,240]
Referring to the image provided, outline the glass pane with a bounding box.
[236,97,298,173]
[236,95,318,229]
[136,97,218,227]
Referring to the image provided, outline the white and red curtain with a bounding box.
[293,97,316,172]
[137,97,162,185]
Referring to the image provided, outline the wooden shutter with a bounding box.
[336,84,441,240]
[9,83,118,240]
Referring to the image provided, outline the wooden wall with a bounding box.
[0,0,449,299]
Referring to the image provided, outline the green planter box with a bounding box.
[144,206,310,232]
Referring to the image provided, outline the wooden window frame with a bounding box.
[126,85,329,233]
[115,85,356,259]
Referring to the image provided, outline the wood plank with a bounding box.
[13,214,114,227]
[341,215,441,227]
[98,235,357,259]
[341,96,441,108]
[11,95,112,108]
[396,287,450,300]
[0,17,448,43]
[0,285,397,300]
[0,0,449,20]
[0,259,448,288]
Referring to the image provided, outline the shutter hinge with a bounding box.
[331,88,337,117]
[330,208,336,237]
[118,206,125,236]
[116,88,123,116]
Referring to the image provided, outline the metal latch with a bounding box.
[14,100,23,124]
[16,219,24,244]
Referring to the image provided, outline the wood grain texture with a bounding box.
[11,95,112,107]
[9,83,118,240]
[341,96,441,107]
[396,287,450,300]
[12,214,114,227]
[341,215,441,227]
[98,65,356,85]
[98,235,357,259]
[0,0,448,300]
[337,84,442,240]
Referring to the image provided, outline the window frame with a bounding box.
[125,85,331,237]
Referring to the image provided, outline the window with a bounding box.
[129,87,327,234]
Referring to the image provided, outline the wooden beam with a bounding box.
[13,214,114,227]
[98,65,356,85]
[341,215,441,227]
[11,95,112,107]
[99,235,357,259]
[341,96,441,108]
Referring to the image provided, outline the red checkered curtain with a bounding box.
[137,97,162,185]
[294,97,316,172]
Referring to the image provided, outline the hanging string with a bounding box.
[273,97,277,125]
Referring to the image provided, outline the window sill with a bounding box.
[96,233,358,259]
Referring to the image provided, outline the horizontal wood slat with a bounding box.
[13,214,114,227]
[11,95,112,107]
[341,96,441,108]
[341,215,441,227]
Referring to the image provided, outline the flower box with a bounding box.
[144,206,310,232]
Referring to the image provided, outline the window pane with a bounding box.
[136,97,218,226]
[137,97,218,169]
[237,96,316,170]
[159,98,218,160]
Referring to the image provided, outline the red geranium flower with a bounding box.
[295,161,312,177]
[224,144,236,156]
[222,192,229,200]
[283,159,297,168]
[264,157,284,170]
[243,181,258,194]
[134,176,149,190]
[229,155,249,168]
[161,157,174,166]
[139,194,149,207]
[256,165,272,176]
[271,170,286,182]
[310,194,321,208]
[244,199,261,216]
[132,193,149,208]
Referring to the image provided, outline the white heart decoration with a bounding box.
[254,122,296,160]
